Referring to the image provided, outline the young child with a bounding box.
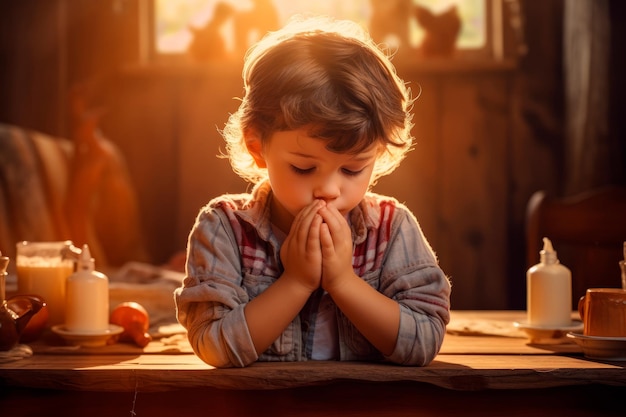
[174,16,451,368]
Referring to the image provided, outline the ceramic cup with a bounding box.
[578,288,626,337]
[15,241,75,327]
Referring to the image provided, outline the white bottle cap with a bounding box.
[77,244,95,272]
[540,237,558,265]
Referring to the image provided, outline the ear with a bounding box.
[244,129,267,168]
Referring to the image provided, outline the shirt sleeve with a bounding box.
[379,206,451,366]
[174,206,259,368]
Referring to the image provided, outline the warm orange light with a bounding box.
[154,0,485,55]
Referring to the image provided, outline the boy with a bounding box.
[175,16,451,368]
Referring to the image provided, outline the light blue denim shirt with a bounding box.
[174,182,451,368]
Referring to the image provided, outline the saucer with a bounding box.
[513,320,584,343]
[567,332,626,361]
[51,324,124,348]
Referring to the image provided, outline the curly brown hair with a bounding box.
[221,16,415,185]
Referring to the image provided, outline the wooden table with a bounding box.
[1,311,625,416]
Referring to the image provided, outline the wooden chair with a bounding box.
[525,185,626,309]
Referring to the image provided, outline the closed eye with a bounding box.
[342,168,365,176]
[291,165,314,175]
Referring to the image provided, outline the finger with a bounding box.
[289,200,317,234]
[292,200,324,245]
[319,205,347,238]
[319,222,333,257]
[306,214,323,253]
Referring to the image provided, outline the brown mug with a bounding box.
[578,288,626,337]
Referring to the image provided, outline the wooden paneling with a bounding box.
[377,67,514,309]
[175,63,248,247]
[436,74,511,309]
[100,68,181,263]
[98,62,515,308]
[0,2,66,135]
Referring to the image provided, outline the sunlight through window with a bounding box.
[154,0,486,56]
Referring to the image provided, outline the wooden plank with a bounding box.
[372,77,441,249]
[1,354,624,392]
[438,75,511,309]
[440,334,582,355]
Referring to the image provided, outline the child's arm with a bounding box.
[176,199,326,367]
[319,204,400,356]
[319,202,451,365]
[244,200,324,354]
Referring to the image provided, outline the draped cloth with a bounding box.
[563,0,626,195]
[0,123,72,265]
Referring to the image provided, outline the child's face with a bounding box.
[254,129,378,232]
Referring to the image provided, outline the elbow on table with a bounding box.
[388,345,439,367]
[387,310,447,366]
[192,346,237,368]
[189,328,257,368]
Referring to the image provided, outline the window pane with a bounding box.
[412,0,485,49]
[155,0,485,54]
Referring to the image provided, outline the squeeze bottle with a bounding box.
[65,244,109,333]
[526,237,572,327]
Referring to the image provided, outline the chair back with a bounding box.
[526,186,626,309]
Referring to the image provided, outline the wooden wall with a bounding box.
[0,1,141,137]
[0,2,67,135]
[381,63,515,309]
[5,1,620,309]
[94,59,516,310]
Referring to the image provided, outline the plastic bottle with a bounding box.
[526,237,572,327]
[65,244,109,333]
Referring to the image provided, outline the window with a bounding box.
[149,0,506,61]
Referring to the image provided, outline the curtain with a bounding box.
[563,0,626,195]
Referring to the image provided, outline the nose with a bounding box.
[313,176,340,202]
